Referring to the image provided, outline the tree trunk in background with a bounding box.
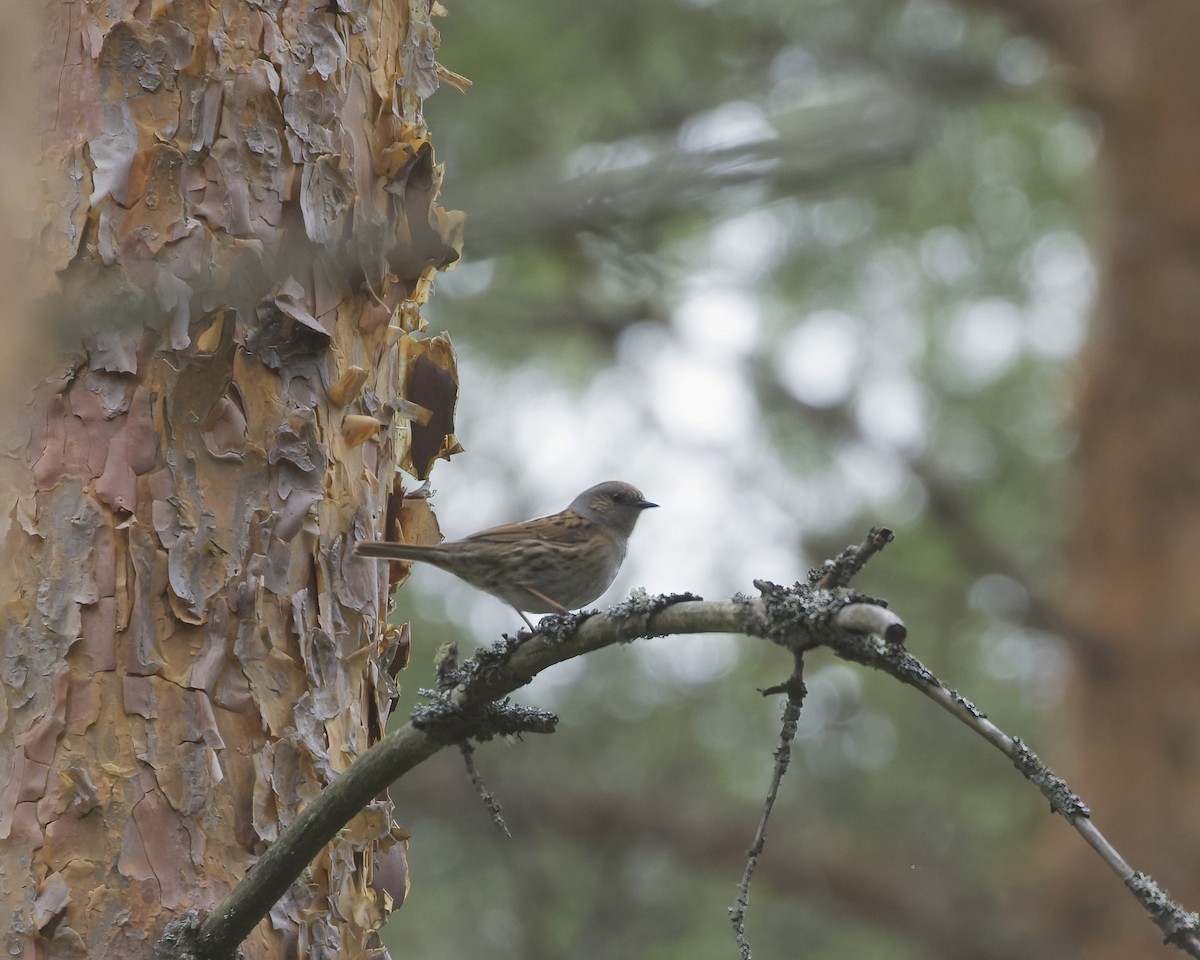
[0,1,462,957]
[990,2,1200,956]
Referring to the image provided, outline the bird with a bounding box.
[355,481,658,630]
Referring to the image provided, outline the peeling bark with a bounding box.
[1,1,463,956]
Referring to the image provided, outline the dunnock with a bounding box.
[355,481,658,629]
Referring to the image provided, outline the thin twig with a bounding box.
[460,741,511,837]
[730,662,807,960]
[815,526,895,588]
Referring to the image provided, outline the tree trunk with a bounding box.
[0,1,463,957]
[1004,1,1200,955]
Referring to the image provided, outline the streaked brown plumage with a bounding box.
[355,481,657,629]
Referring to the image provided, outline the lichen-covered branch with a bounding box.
[187,528,899,958]
[826,631,1200,956]
[179,527,1200,960]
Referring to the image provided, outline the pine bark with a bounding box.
[0,1,463,957]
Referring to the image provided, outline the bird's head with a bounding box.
[570,481,658,538]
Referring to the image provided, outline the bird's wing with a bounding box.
[463,512,597,548]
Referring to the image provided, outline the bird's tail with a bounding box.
[354,541,439,561]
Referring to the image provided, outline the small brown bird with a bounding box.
[355,481,658,629]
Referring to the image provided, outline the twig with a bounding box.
[730,662,807,960]
[460,741,511,837]
[814,526,895,588]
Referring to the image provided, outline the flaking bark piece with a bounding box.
[398,333,461,479]
[370,828,410,911]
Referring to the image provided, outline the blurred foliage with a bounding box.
[383,0,1093,957]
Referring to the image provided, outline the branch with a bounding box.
[170,526,1200,960]
[187,530,895,958]
[462,93,930,254]
[823,631,1200,956]
[191,722,442,958]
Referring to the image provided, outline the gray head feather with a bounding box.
[569,481,657,538]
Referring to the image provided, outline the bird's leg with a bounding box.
[513,585,573,634]
[514,608,536,631]
[519,585,570,614]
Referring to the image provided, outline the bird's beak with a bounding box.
[636,499,658,510]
